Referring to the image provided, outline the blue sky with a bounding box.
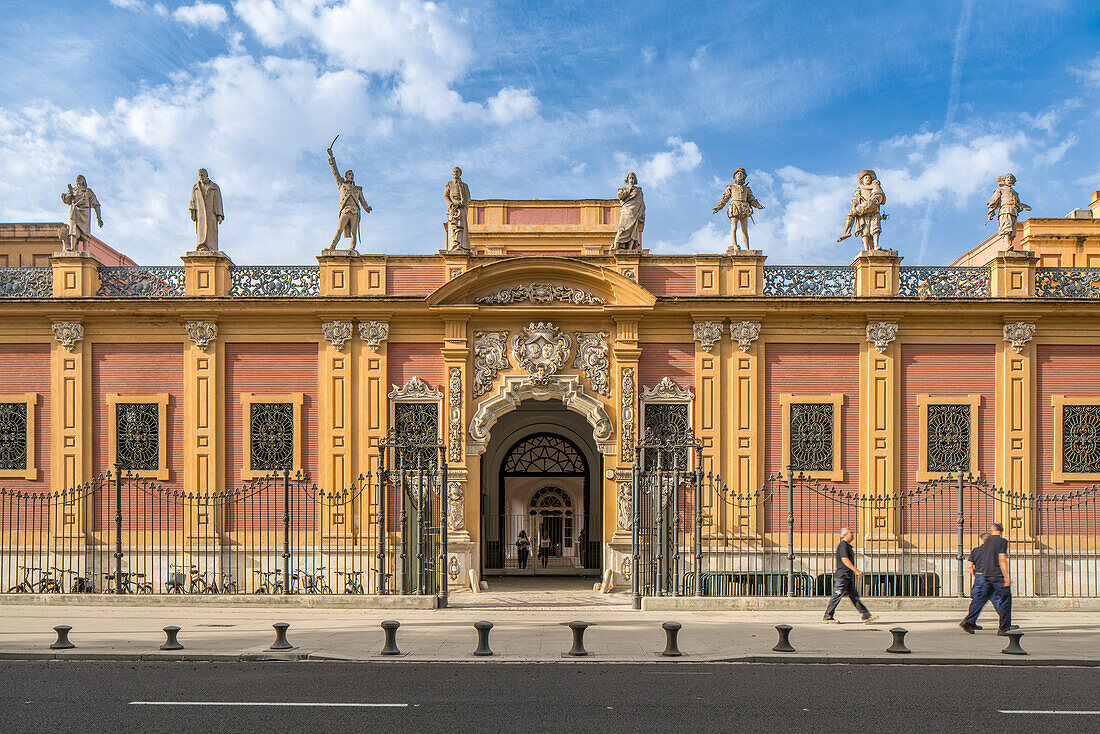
[0,0,1097,265]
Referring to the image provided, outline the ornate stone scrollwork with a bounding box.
[692,322,723,353]
[641,376,694,403]
[184,321,217,351]
[447,480,464,531]
[620,367,635,463]
[448,367,462,462]
[321,320,353,351]
[866,321,898,353]
[511,322,572,385]
[359,321,389,351]
[52,322,83,352]
[1003,322,1035,354]
[573,331,610,396]
[617,480,632,530]
[622,268,636,282]
[472,331,509,397]
[388,376,442,401]
[729,320,761,352]
[476,283,606,306]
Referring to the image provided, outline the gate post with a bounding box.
[114,467,123,594]
[693,444,703,597]
[786,468,795,598]
[631,444,641,610]
[956,470,965,597]
[439,447,448,608]
[282,470,291,595]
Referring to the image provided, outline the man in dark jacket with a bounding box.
[960,523,1019,634]
[823,528,877,624]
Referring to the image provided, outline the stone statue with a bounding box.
[712,167,764,251]
[444,166,471,252]
[326,138,371,252]
[837,169,886,250]
[189,168,224,252]
[613,172,645,251]
[986,173,1030,251]
[60,175,102,253]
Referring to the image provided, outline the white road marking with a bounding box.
[129,702,408,708]
[999,710,1100,715]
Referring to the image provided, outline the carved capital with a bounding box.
[692,321,723,353]
[1003,321,1036,354]
[729,320,761,352]
[866,321,898,353]
[322,320,353,351]
[359,321,389,352]
[52,322,83,352]
[184,321,218,351]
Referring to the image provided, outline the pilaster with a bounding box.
[50,319,89,539]
[183,320,222,540]
[692,319,722,533]
[724,251,765,296]
[728,319,762,537]
[182,251,233,297]
[50,252,100,297]
[987,251,1038,297]
[611,317,641,545]
[859,320,900,538]
[852,249,901,297]
[357,317,389,536]
[997,320,1036,538]
[441,312,472,544]
[320,319,355,538]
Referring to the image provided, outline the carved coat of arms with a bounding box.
[511,322,571,384]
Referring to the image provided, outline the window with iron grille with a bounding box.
[115,402,160,471]
[394,402,439,468]
[250,402,294,472]
[643,403,690,471]
[0,402,28,471]
[1062,404,1100,474]
[788,402,833,472]
[926,403,971,473]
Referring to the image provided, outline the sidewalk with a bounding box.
[1,597,1097,665]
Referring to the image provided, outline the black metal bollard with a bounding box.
[772,624,795,652]
[1001,630,1027,656]
[567,621,589,657]
[886,627,910,654]
[473,621,494,656]
[50,625,74,650]
[380,620,401,656]
[661,622,682,657]
[160,626,183,651]
[269,622,294,651]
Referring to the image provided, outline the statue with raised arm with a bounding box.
[712,167,764,251]
[325,137,371,252]
[189,168,224,252]
[444,166,471,253]
[986,173,1030,251]
[837,169,886,250]
[613,171,645,251]
[60,175,102,253]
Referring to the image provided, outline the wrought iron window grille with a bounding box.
[1062,404,1100,474]
[393,402,440,469]
[115,402,160,471]
[926,403,971,473]
[249,402,295,472]
[0,402,28,470]
[788,402,833,472]
[642,403,691,471]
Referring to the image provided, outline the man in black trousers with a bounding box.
[823,527,877,624]
[961,522,1019,635]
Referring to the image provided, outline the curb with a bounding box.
[0,594,439,609]
[640,597,1100,612]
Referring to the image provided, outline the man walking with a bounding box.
[963,532,991,631]
[960,523,1019,635]
[823,528,877,624]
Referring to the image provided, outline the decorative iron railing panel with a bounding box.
[1035,267,1100,298]
[229,265,320,297]
[0,267,53,298]
[762,266,855,297]
[898,266,990,298]
[97,266,185,297]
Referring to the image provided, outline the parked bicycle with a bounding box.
[165,564,188,594]
[294,567,331,594]
[7,566,60,594]
[55,568,96,593]
[335,570,364,594]
[102,571,152,594]
[253,569,284,594]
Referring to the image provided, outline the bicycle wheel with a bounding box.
[138,583,152,594]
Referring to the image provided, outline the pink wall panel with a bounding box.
[638,343,694,390]
[386,266,445,295]
[638,266,696,296]
[387,343,445,391]
[505,207,582,225]
[0,343,50,492]
[1036,345,1100,495]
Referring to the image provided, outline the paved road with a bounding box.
[1,662,1098,733]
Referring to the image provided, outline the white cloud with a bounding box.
[487,87,539,124]
[615,137,702,187]
[174,2,229,28]
[1036,134,1079,166]
[109,0,144,9]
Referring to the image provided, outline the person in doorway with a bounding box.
[961,522,1018,635]
[823,528,877,624]
[515,530,531,570]
[576,527,587,564]
[538,527,552,569]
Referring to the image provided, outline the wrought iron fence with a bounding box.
[898,266,990,298]
[0,267,53,298]
[1034,267,1100,298]
[229,266,320,297]
[762,266,855,297]
[97,266,185,297]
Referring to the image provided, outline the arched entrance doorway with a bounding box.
[480,400,602,577]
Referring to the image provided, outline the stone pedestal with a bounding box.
[182,251,233,297]
[50,252,101,297]
[317,252,356,296]
[852,249,901,297]
[724,250,765,296]
[987,250,1037,297]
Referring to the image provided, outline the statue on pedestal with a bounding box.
[60,175,102,253]
[712,167,764,251]
[444,166,471,253]
[326,137,371,252]
[837,170,886,250]
[986,173,1030,251]
[613,172,645,251]
[189,168,224,252]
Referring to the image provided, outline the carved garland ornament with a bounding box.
[448,367,462,462]
[729,320,761,352]
[692,322,723,353]
[472,331,509,397]
[185,321,217,351]
[359,321,389,351]
[866,322,898,353]
[511,322,572,385]
[476,283,606,306]
[1003,322,1035,354]
[388,376,442,401]
[573,331,610,396]
[620,367,635,463]
[321,320,353,351]
[52,322,83,352]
